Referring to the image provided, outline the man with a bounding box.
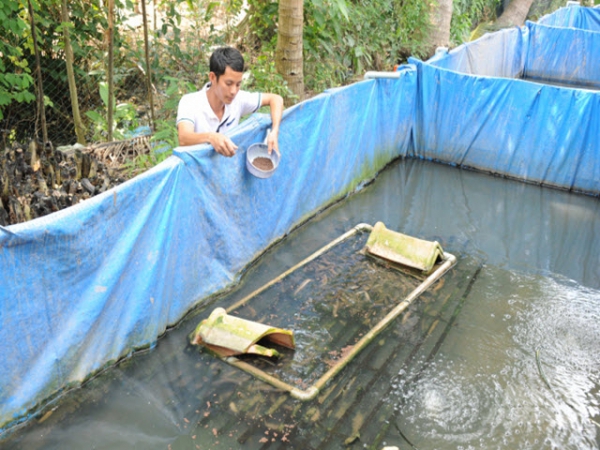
[176,47,284,157]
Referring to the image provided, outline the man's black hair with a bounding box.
[209,47,245,79]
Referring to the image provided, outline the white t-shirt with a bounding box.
[176,83,262,134]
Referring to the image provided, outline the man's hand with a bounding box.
[266,129,280,156]
[208,132,238,157]
[177,123,238,157]
[261,93,284,156]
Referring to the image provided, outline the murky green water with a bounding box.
[3,159,600,449]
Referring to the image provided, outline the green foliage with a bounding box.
[451,0,500,45]
[30,0,108,73]
[150,76,192,151]
[160,76,197,117]
[1,0,113,142]
[144,0,222,84]
[122,146,172,177]
[295,0,432,92]
[237,0,279,49]
[250,0,279,44]
[85,82,139,141]
[302,0,350,91]
[0,0,35,120]
[151,121,178,152]
[244,51,297,101]
[392,0,432,59]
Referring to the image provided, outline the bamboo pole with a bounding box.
[27,0,48,145]
[140,0,156,130]
[153,0,157,33]
[60,0,86,144]
[107,0,114,141]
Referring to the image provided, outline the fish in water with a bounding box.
[294,279,312,295]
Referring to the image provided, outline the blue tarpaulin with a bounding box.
[410,19,600,194]
[538,4,600,31]
[424,27,527,77]
[526,21,600,87]
[426,20,600,89]
[411,59,600,192]
[2,6,600,433]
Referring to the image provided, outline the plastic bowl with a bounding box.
[246,142,280,179]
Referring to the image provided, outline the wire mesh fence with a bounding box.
[2,47,110,147]
[0,0,230,226]
[0,0,225,150]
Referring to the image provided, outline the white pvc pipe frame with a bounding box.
[222,223,457,401]
[363,71,401,79]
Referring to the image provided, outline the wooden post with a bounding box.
[107,0,114,141]
[27,0,48,145]
[140,0,156,130]
[61,0,87,144]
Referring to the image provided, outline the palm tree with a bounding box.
[495,0,536,28]
[428,0,453,53]
[275,0,304,104]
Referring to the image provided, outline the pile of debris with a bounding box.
[0,140,130,227]
[86,135,152,169]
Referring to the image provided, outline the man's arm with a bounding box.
[261,93,284,155]
[177,122,238,157]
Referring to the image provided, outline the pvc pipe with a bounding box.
[290,386,319,401]
[313,252,457,392]
[218,224,457,403]
[364,71,401,79]
[226,223,372,313]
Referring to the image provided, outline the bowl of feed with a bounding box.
[246,132,280,179]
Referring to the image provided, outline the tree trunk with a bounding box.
[140,0,155,130]
[27,0,48,145]
[495,0,535,28]
[61,0,86,145]
[275,0,304,104]
[427,0,453,53]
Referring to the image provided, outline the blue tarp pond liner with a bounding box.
[410,20,600,195]
[538,4,600,31]
[1,7,600,434]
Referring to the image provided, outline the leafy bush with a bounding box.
[0,0,36,125]
[86,82,139,141]
[244,51,297,101]
[451,0,500,44]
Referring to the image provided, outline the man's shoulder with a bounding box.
[180,90,205,103]
[235,88,258,98]
[232,89,261,111]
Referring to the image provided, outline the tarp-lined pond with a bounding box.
[3,158,599,449]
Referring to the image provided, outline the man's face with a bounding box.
[209,66,243,105]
